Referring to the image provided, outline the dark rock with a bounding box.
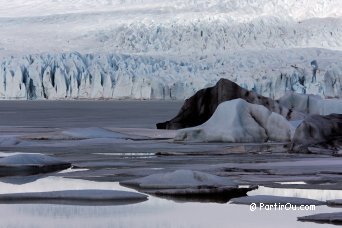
[157,78,303,129]
[291,114,342,153]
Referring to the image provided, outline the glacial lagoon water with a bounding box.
[0,101,340,228]
[0,177,340,228]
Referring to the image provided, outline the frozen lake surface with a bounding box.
[0,101,341,228]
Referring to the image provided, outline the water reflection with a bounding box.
[142,188,251,204]
[0,200,339,228]
[0,176,340,227]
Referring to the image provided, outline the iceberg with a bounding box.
[291,114,342,153]
[174,99,292,143]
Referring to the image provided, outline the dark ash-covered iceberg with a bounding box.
[157,78,303,130]
[291,114,342,153]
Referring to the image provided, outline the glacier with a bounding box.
[0,0,342,100]
[1,49,342,100]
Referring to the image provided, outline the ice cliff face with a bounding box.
[0,0,341,100]
[1,50,342,100]
[0,53,212,100]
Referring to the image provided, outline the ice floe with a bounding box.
[298,212,342,225]
[0,189,147,205]
[120,169,255,199]
[175,99,292,143]
[0,154,71,176]
[121,169,237,189]
[230,195,324,206]
[326,199,342,206]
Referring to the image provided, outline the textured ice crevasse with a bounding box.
[0,52,341,100]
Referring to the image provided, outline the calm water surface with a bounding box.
[0,177,339,228]
[0,101,338,228]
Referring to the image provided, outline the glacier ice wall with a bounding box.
[1,49,341,100]
[0,0,341,100]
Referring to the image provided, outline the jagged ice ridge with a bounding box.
[0,0,342,100]
[1,49,341,100]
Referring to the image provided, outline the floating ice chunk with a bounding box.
[0,154,71,176]
[121,169,237,189]
[291,114,342,153]
[157,78,304,130]
[0,154,66,166]
[175,99,292,143]
[0,189,147,205]
[0,136,20,146]
[230,195,325,206]
[0,175,44,185]
[298,212,342,225]
[326,199,342,206]
[120,169,254,198]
